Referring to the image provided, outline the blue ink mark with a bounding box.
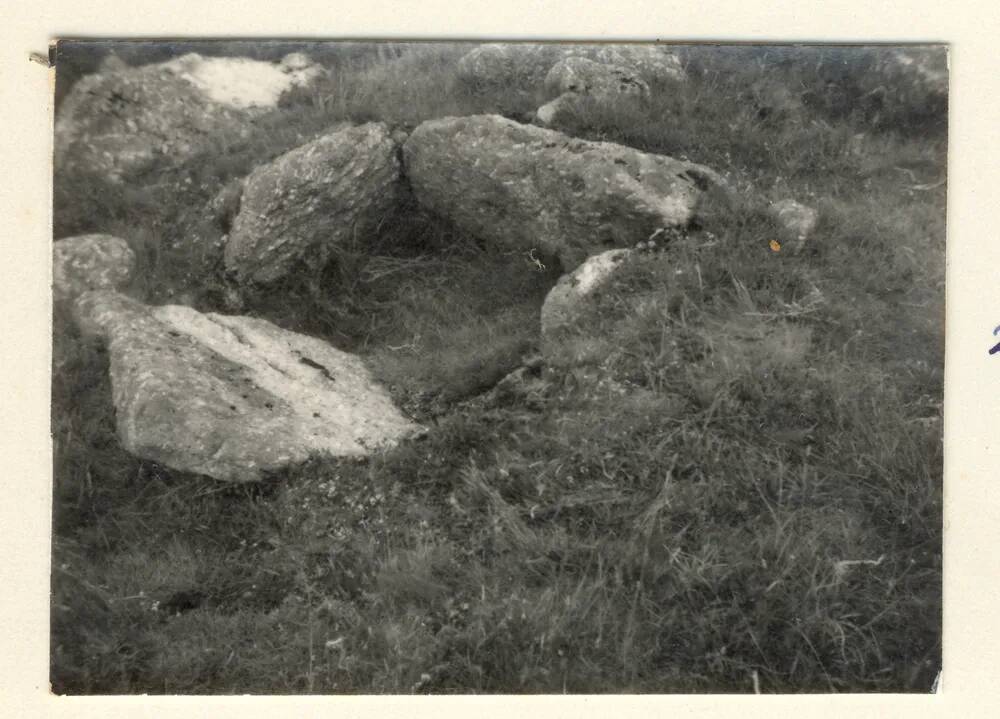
[991,326,1000,355]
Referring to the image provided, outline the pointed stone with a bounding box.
[74,291,421,482]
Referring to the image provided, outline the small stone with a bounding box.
[541,249,633,346]
[543,56,649,101]
[771,199,819,252]
[53,234,136,303]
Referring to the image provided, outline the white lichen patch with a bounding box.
[164,53,325,109]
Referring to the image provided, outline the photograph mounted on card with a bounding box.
[49,39,945,694]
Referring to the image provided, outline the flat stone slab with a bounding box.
[74,291,421,482]
[403,115,724,269]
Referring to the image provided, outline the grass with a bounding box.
[51,42,944,693]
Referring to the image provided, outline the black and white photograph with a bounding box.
[48,39,946,694]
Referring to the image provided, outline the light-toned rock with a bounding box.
[541,249,632,342]
[544,56,649,99]
[534,95,573,126]
[771,199,819,252]
[456,43,685,93]
[280,52,320,74]
[55,52,327,183]
[579,45,686,84]
[73,291,421,482]
[224,122,403,284]
[402,115,724,269]
[53,234,136,303]
[536,57,649,126]
[455,43,565,93]
[166,52,325,109]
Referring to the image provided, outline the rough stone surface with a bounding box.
[224,122,403,284]
[541,249,633,342]
[55,52,327,183]
[53,234,136,303]
[456,43,685,93]
[771,199,819,252]
[579,45,686,84]
[403,115,724,268]
[455,44,566,93]
[536,57,649,126]
[534,95,573,126]
[73,291,420,482]
[544,57,650,99]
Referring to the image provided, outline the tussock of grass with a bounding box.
[51,43,943,693]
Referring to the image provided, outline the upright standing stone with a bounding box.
[223,122,403,285]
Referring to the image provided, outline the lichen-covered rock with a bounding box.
[543,56,649,99]
[402,115,724,268]
[53,234,136,303]
[73,291,421,482]
[224,123,403,285]
[579,45,686,84]
[534,94,574,126]
[592,44,687,82]
[55,52,327,183]
[456,43,685,94]
[541,249,632,344]
[771,199,819,252]
[536,57,649,126]
[455,43,566,93]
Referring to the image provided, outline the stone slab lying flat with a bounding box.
[455,43,685,93]
[403,115,724,269]
[74,291,421,482]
